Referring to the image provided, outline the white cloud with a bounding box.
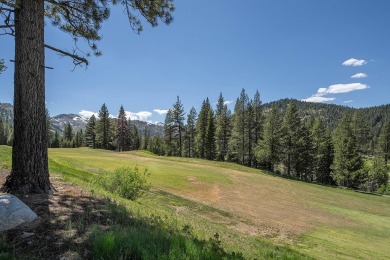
[79,110,98,119]
[223,100,233,105]
[343,100,354,103]
[301,96,336,103]
[342,58,367,66]
[125,111,153,122]
[303,83,369,104]
[153,109,168,115]
[322,83,369,94]
[351,73,367,79]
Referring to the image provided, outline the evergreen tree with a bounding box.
[164,109,175,156]
[52,131,60,148]
[0,117,5,145]
[3,0,174,194]
[131,125,141,150]
[142,126,150,150]
[311,119,334,184]
[46,109,52,148]
[64,123,73,141]
[85,115,97,149]
[294,124,314,180]
[97,103,110,149]
[205,108,216,160]
[256,104,282,171]
[280,101,301,176]
[116,105,129,151]
[185,107,197,158]
[215,104,231,161]
[377,121,390,165]
[352,111,370,154]
[172,96,185,156]
[331,113,364,188]
[366,156,388,193]
[195,98,211,159]
[251,90,263,167]
[229,89,250,165]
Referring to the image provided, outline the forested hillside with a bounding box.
[1,94,389,194]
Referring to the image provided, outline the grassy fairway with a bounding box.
[2,146,389,259]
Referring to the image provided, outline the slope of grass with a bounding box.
[1,146,389,259]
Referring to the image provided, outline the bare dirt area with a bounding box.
[1,170,111,259]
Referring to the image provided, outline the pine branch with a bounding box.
[0,0,19,9]
[0,24,13,28]
[44,43,89,65]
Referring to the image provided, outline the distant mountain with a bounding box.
[0,103,164,136]
[51,114,88,133]
[0,103,13,122]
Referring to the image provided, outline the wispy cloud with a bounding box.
[351,73,367,79]
[301,96,336,103]
[126,111,153,122]
[153,109,168,115]
[223,100,233,105]
[79,110,98,119]
[342,58,367,66]
[343,100,354,103]
[320,83,369,94]
[302,83,369,103]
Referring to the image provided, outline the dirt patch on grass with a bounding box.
[1,170,113,259]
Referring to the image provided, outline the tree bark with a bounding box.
[4,0,51,194]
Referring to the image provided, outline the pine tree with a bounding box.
[0,117,5,145]
[2,0,174,194]
[256,104,282,171]
[172,96,185,156]
[185,107,197,158]
[46,109,52,148]
[294,124,314,180]
[377,121,390,165]
[366,156,388,193]
[215,104,231,161]
[331,112,364,188]
[352,111,370,154]
[64,123,73,141]
[131,125,141,150]
[251,90,263,167]
[164,109,175,156]
[205,108,216,160]
[52,131,60,148]
[280,101,301,176]
[229,89,249,165]
[85,115,97,149]
[311,119,334,184]
[142,126,150,150]
[195,98,211,159]
[97,103,110,149]
[116,105,129,151]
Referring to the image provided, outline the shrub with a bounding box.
[97,167,151,200]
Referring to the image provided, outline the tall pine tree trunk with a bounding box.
[5,0,51,194]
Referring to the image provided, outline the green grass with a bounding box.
[1,146,389,259]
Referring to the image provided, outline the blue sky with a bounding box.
[1,0,390,123]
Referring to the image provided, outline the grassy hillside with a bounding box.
[1,146,389,259]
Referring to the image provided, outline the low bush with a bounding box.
[96,166,151,200]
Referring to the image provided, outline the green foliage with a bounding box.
[0,59,6,74]
[331,113,364,188]
[97,103,111,149]
[256,104,281,171]
[184,106,197,158]
[85,114,97,148]
[115,105,130,151]
[90,224,244,260]
[96,167,151,200]
[195,98,211,159]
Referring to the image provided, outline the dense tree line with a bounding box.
[152,90,389,194]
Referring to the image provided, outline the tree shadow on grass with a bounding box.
[1,176,245,259]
